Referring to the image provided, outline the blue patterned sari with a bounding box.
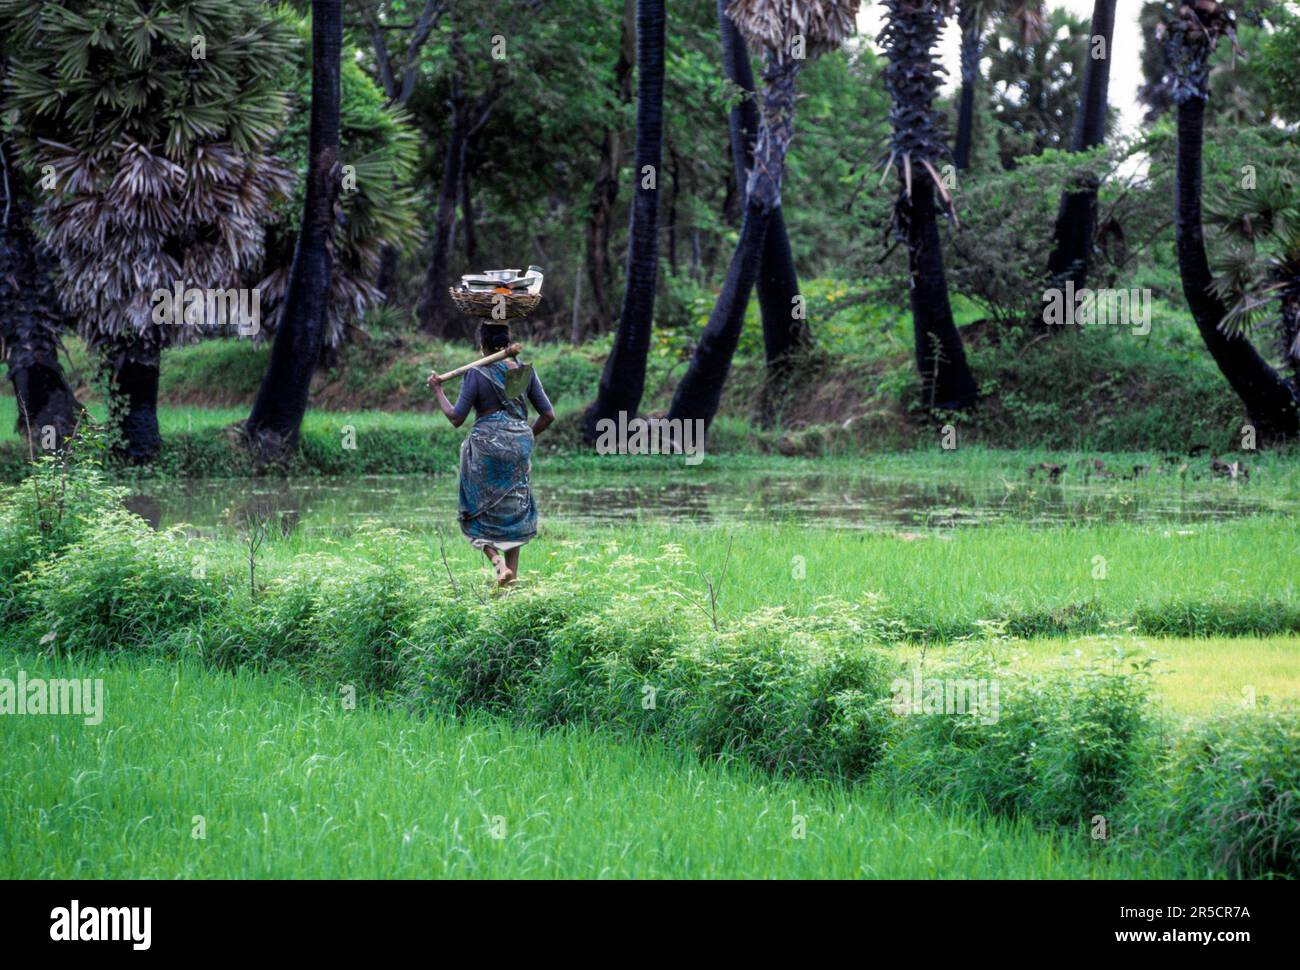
[458,362,538,550]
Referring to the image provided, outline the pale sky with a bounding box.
[857,1,1147,134]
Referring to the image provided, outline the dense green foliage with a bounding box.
[2,458,1296,878]
[259,10,423,347]
[0,0,295,345]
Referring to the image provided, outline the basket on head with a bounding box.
[449,288,542,319]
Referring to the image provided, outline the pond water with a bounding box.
[123,465,1297,536]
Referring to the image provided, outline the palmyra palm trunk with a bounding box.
[0,177,81,450]
[667,55,798,430]
[882,0,978,412]
[718,0,809,420]
[1045,0,1116,289]
[582,0,636,332]
[106,337,162,464]
[906,176,979,410]
[581,0,665,442]
[246,0,342,461]
[6,321,80,449]
[1174,97,1298,438]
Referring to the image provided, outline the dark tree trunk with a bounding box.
[1281,284,1300,391]
[718,0,809,404]
[1174,98,1298,438]
[0,159,81,450]
[667,145,679,274]
[953,1,981,172]
[7,334,80,449]
[418,70,502,343]
[667,52,799,432]
[721,140,741,225]
[583,0,636,329]
[0,205,80,447]
[1045,0,1117,289]
[106,337,162,464]
[665,204,770,426]
[585,132,621,325]
[245,0,342,461]
[376,244,399,303]
[581,0,665,441]
[906,177,979,411]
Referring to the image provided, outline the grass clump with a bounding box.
[880,649,1154,830]
[1134,706,1300,879]
[25,509,217,654]
[0,443,125,623]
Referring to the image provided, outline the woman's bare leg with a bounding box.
[482,545,514,586]
[504,547,520,584]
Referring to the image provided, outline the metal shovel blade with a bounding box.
[503,363,533,401]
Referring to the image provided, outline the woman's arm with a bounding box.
[427,369,470,427]
[527,369,555,436]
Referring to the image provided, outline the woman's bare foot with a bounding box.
[490,552,514,587]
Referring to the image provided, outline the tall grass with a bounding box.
[1,461,1296,877]
[0,652,1174,879]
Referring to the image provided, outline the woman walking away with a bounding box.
[427,322,555,586]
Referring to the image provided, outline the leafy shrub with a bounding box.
[408,585,580,714]
[27,510,218,653]
[190,554,332,671]
[1139,707,1300,879]
[882,651,1153,829]
[0,449,125,622]
[522,592,687,732]
[307,554,431,695]
[664,611,900,779]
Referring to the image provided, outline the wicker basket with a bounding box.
[449,287,542,319]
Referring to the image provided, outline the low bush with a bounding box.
[0,451,124,622]
[408,584,580,714]
[1135,707,1300,880]
[880,650,1154,830]
[660,612,899,778]
[520,592,687,732]
[307,552,432,695]
[26,509,219,653]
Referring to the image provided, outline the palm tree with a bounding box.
[667,0,859,431]
[245,0,345,462]
[1162,1,1297,438]
[985,7,1092,167]
[0,138,81,447]
[581,0,666,441]
[1139,0,1283,124]
[1207,166,1300,390]
[1045,0,1117,289]
[0,0,295,463]
[717,0,810,420]
[953,1,1046,171]
[880,0,978,411]
[258,15,423,354]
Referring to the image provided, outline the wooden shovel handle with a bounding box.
[436,343,522,382]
